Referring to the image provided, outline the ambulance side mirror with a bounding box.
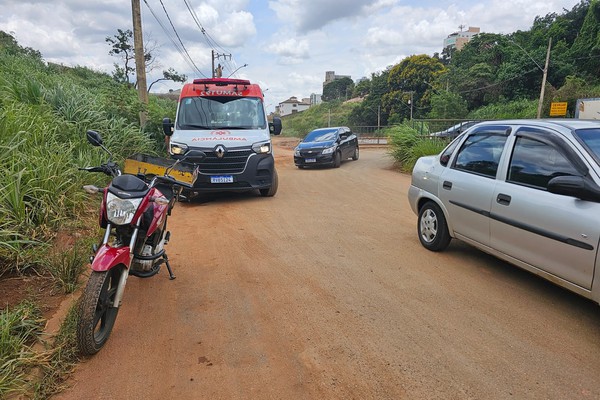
[269,117,282,136]
[162,118,174,137]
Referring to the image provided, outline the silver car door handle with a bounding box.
[443,181,452,190]
[496,193,511,206]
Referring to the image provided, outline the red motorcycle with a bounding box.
[76,130,204,355]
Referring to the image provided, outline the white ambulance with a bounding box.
[163,78,282,197]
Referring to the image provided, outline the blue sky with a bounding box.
[0,0,581,113]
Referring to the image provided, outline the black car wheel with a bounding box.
[352,147,359,161]
[417,201,451,251]
[333,151,341,168]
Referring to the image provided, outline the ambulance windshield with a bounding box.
[177,96,266,130]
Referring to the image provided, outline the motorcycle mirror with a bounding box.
[86,130,103,146]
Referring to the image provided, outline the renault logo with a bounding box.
[214,145,226,159]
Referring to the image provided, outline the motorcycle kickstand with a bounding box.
[163,253,176,280]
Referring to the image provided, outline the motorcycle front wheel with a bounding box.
[77,266,124,355]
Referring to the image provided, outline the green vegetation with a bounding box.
[0,30,177,396]
[304,1,600,169]
[34,304,80,399]
[281,100,359,137]
[341,0,600,126]
[385,123,446,172]
[0,30,175,276]
[0,300,44,398]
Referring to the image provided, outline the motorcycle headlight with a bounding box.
[322,146,336,155]
[106,193,143,225]
[170,142,188,155]
[252,141,271,154]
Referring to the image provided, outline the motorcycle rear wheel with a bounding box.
[77,266,124,355]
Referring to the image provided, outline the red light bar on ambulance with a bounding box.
[192,78,251,86]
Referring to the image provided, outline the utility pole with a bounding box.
[212,50,231,78]
[131,0,148,127]
[406,91,413,120]
[537,37,552,119]
[377,105,381,134]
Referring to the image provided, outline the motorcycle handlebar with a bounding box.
[79,162,120,177]
[153,175,194,189]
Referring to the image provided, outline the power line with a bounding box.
[142,0,205,77]
[457,67,539,94]
[182,0,238,76]
[156,0,206,77]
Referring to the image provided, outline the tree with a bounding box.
[348,69,391,126]
[428,91,468,119]
[570,0,600,79]
[106,28,155,86]
[322,77,354,101]
[384,54,446,120]
[148,68,187,92]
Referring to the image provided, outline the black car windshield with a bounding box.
[177,96,266,130]
[574,128,600,163]
[303,129,338,142]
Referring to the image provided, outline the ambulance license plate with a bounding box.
[210,175,234,184]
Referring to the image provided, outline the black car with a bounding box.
[294,127,359,168]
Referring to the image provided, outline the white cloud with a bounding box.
[0,0,583,112]
[265,38,310,64]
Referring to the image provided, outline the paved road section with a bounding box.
[55,137,600,400]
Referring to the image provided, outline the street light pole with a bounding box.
[537,38,552,119]
[227,63,248,78]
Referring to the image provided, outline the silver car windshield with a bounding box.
[574,128,600,163]
[177,96,266,130]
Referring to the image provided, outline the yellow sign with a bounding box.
[550,102,568,116]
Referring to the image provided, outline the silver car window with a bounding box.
[453,134,508,178]
[507,136,579,190]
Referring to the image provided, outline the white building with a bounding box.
[277,96,311,117]
[310,93,322,105]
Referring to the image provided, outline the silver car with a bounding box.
[408,119,600,305]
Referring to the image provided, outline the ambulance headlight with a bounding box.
[252,141,271,154]
[170,143,188,155]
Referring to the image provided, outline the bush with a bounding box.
[387,122,446,171]
[468,98,537,119]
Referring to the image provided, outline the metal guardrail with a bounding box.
[357,136,388,145]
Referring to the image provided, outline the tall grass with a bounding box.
[34,303,80,399]
[0,300,45,398]
[387,123,446,172]
[0,40,165,275]
[0,31,179,397]
[468,98,538,119]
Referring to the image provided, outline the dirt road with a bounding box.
[55,138,600,399]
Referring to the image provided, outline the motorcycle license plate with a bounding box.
[210,175,234,183]
[305,158,316,163]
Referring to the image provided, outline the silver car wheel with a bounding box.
[420,208,438,243]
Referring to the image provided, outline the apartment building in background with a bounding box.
[323,71,352,87]
[443,26,480,51]
[277,96,311,116]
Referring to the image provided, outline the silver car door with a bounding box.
[439,129,509,248]
[490,128,598,289]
